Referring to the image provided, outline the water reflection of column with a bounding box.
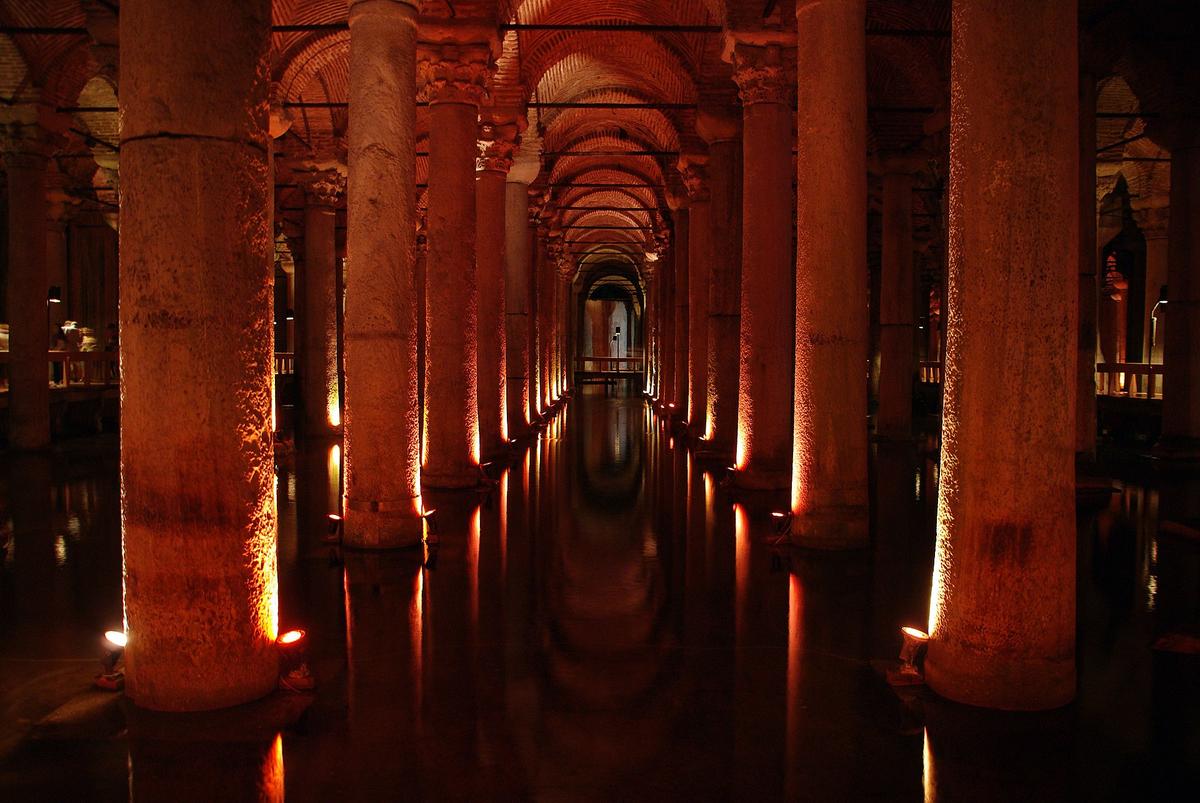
[343,551,424,796]
[128,732,283,802]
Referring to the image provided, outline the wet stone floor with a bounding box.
[0,394,1198,801]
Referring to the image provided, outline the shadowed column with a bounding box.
[927,0,1078,710]
[876,160,917,441]
[680,153,711,438]
[505,144,540,439]
[343,0,424,547]
[299,169,344,440]
[790,0,869,546]
[476,121,515,459]
[669,197,690,421]
[732,41,795,491]
[420,41,491,488]
[1160,124,1200,454]
[119,0,278,709]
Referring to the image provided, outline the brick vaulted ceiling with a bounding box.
[0,0,1180,279]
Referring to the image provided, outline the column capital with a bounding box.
[298,168,347,208]
[677,152,710,202]
[0,114,51,169]
[508,136,542,184]
[1132,200,1170,240]
[417,42,493,107]
[696,105,741,144]
[476,120,518,174]
[731,43,796,107]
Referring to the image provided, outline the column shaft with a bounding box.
[1076,68,1098,457]
[504,182,532,437]
[704,137,742,457]
[477,166,508,458]
[672,209,690,419]
[686,193,712,435]
[300,177,341,439]
[344,0,423,545]
[1163,143,1200,445]
[789,3,869,543]
[927,0,1078,710]
[877,170,915,440]
[119,0,278,709]
[658,245,676,409]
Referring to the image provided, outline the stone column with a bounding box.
[540,229,562,412]
[2,117,50,450]
[732,42,796,490]
[657,236,677,411]
[876,161,916,440]
[926,0,1078,710]
[297,170,343,438]
[669,198,690,420]
[419,41,491,487]
[790,2,869,545]
[1157,125,1200,451]
[680,154,711,437]
[1076,67,1099,458]
[343,0,424,547]
[45,168,76,332]
[505,144,539,439]
[476,122,515,459]
[700,112,742,459]
[1132,202,1169,364]
[120,0,278,710]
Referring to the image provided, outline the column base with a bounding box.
[731,466,791,492]
[790,505,869,550]
[693,439,734,467]
[1151,436,1200,466]
[343,496,425,549]
[421,468,483,491]
[925,638,1075,711]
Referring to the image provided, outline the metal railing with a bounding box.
[1096,362,1164,400]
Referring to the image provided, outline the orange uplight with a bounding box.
[104,630,127,648]
[901,626,929,641]
[771,511,788,519]
[277,629,305,645]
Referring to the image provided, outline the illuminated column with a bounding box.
[789,1,868,545]
[298,169,344,438]
[680,153,711,436]
[476,122,515,459]
[2,116,50,450]
[556,266,572,396]
[732,41,795,489]
[120,0,278,709]
[657,233,677,411]
[1160,126,1200,452]
[927,0,1078,710]
[876,158,917,440]
[505,144,539,438]
[419,41,490,488]
[699,111,742,458]
[540,229,562,411]
[343,0,424,547]
[668,195,690,420]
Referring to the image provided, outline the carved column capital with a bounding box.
[1132,202,1170,239]
[0,118,50,170]
[299,168,346,208]
[678,153,710,202]
[476,120,518,174]
[731,43,795,107]
[417,43,492,107]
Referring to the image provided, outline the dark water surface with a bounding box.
[1,394,1197,801]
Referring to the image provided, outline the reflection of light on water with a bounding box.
[642,531,658,558]
[262,732,285,802]
[67,515,81,539]
[1147,537,1159,612]
[55,535,67,566]
[287,474,296,504]
[914,469,922,501]
[922,728,934,802]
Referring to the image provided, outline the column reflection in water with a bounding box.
[128,730,283,802]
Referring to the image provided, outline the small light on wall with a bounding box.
[47,286,63,304]
[285,308,295,321]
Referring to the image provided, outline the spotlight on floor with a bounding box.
[887,626,930,686]
[277,629,315,692]
[94,630,126,691]
[323,513,343,544]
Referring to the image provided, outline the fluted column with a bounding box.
[927,0,1078,710]
[669,197,690,420]
[419,42,491,488]
[120,0,278,709]
[789,1,869,546]
[505,145,539,438]
[680,154,712,437]
[2,116,50,450]
[343,0,424,546]
[876,160,917,440]
[298,169,344,439]
[699,111,742,459]
[476,122,515,459]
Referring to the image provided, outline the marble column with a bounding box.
[699,113,742,459]
[343,0,424,546]
[927,0,1078,710]
[680,154,712,437]
[505,146,539,438]
[1160,127,1200,451]
[2,117,50,450]
[540,229,561,412]
[1076,67,1099,457]
[790,2,869,546]
[419,42,490,487]
[476,124,515,459]
[732,42,796,490]
[299,169,344,439]
[120,0,278,709]
[876,163,916,440]
[669,197,690,420]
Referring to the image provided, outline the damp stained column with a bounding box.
[699,111,742,459]
[927,0,1078,710]
[680,154,712,437]
[343,0,424,547]
[789,1,869,545]
[657,232,677,411]
[119,0,278,709]
[1161,124,1200,452]
[669,196,690,420]
[876,161,916,441]
[299,169,344,439]
[505,145,539,438]
[1076,63,1099,458]
[732,42,795,490]
[2,115,50,450]
[420,41,491,488]
[476,125,514,459]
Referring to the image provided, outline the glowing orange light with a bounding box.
[901,626,929,641]
[104,630,127,648]
[277,629,305,645]
[771,511,788,519]
[328,402,341,428]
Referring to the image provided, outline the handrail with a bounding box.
[275,352,295,375]
[575,355,644,373]
[1096,362,1163,399]
[918,360,943,384]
